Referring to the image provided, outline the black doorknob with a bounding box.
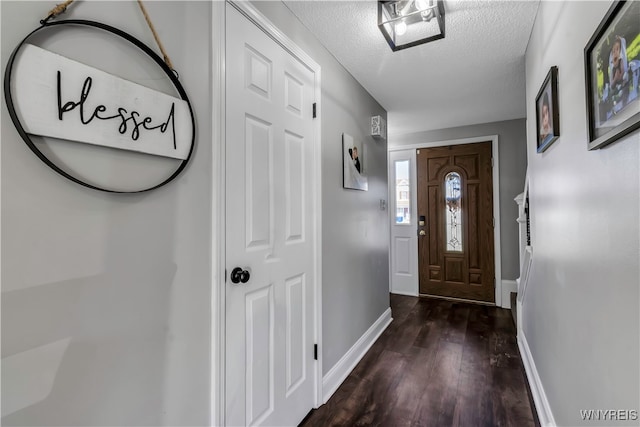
[230,267,251,284]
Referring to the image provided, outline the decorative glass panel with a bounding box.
[445,172,463,252]
[395,160,410,224]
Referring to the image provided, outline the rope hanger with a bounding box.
[43,0,175,71]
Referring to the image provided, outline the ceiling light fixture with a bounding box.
[378,0,445,52]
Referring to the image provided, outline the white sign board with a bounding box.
[11,44,192,160]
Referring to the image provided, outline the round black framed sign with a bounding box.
[4,19,196,193]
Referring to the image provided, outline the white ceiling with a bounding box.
[283,0,540,136]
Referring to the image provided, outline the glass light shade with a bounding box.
[395,21,407,36]
[378,0,445,52]
[415,0,430,11]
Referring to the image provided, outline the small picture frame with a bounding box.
[342,133,368,191]
[584,0,640,150]
[535,66,560,153]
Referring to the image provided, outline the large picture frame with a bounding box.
[342,133,368,191]
[535,66,560,153]
[584,0,640,150]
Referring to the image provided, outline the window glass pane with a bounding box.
[445,172,463,252]
[395,160,410,224]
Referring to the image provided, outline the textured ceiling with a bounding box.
[283,0,540,136]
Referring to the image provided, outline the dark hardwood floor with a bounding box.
[301,294,538,427]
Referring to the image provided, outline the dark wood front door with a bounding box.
[417,142,495,302]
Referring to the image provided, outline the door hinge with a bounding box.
[312,103,317,118]
[492,217,495,228]
[314,344,318,360]
[491,157,494,168]
[224,269,227,283]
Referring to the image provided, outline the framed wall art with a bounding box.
[342,133,368,191]
[535,66,560,153]
[584,0,640,150]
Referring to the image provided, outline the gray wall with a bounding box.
[251,1,390,375]
[524,1,639,425]
[390,119,527,280]
[1,2,212,425]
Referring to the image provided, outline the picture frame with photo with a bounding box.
[535,66,560,153]
[342,133,368,191]
[584,0,640,150]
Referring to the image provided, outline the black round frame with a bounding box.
[3,19,196,193]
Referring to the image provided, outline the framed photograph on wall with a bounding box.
[342,133,368,191]
[535,66,560,153]
[584,0,640,150]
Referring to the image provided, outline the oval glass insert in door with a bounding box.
[444,172,463,252]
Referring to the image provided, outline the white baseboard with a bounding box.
[322,308,393,403]
[518,329,556,427]
[516,300,523,340]
[500,279,518,309]
[390,290,418,297]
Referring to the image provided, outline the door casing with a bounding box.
[211,2,323,425]
[388,135,502,306]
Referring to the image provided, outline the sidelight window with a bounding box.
[445,172,463,252]
[395,160,411,224]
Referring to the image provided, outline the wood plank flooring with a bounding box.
[301,294,538,427]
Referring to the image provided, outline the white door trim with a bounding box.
[388,135,503,305]
[214,3,323,425]
[211,1,225,425]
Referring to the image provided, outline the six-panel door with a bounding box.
[225,5,317,426]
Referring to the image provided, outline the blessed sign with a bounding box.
[11,44,192,160]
